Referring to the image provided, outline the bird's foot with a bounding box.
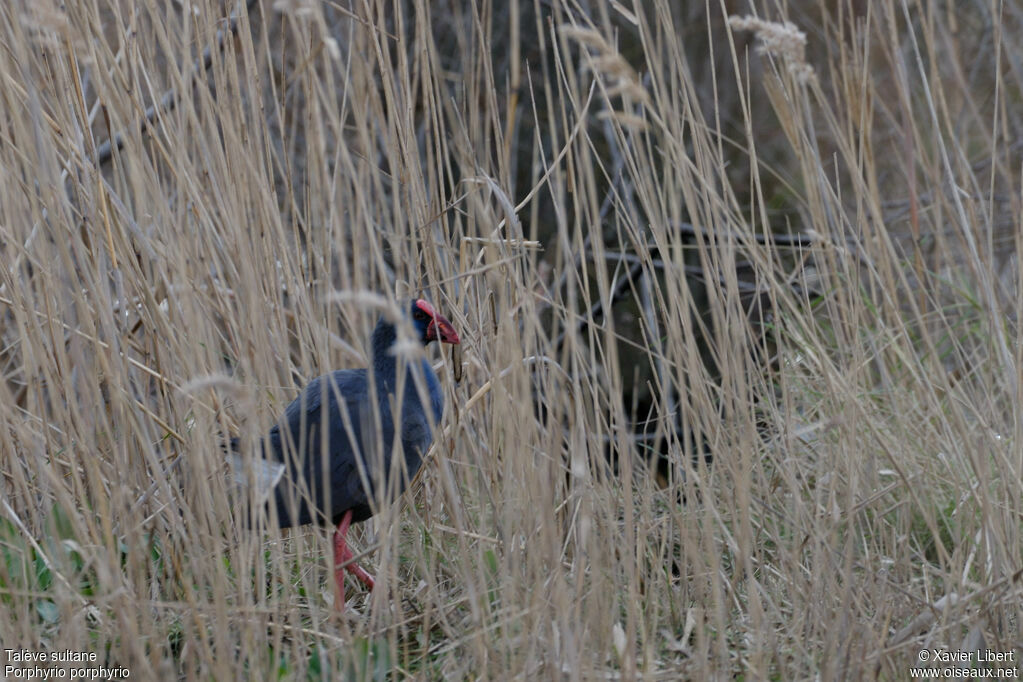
[348,563,376,591]
[331,555,374,611]
[334,542,376,591]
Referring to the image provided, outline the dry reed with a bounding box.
[0,0,1020,679]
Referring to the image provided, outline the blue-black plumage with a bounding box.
[236,298,460,608]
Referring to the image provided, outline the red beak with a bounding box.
[429,312,460,345]
[416,298,460,345]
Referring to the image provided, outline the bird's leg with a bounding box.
[331,523,348,610]
[333,510,377,605]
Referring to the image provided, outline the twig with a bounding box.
[554,260,643,354]
[94,0,259,167]
[670,220,818,248]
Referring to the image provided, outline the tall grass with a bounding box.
[1,0,1020,678]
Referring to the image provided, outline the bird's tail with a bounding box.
[225,437,285,507]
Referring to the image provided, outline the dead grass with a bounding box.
[1,0,1021,679]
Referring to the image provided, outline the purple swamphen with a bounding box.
[233,298,460,609]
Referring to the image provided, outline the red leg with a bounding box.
[332,510,376,609]
[331,521,348,610]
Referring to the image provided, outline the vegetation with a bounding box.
[1,0,1020,678]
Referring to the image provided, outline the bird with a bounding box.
[230,298,460,609]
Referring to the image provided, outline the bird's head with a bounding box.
[410,298,460,346]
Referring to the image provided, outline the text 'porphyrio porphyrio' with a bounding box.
[233,298,460,609]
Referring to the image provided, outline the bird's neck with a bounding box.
[370,318,399,389]
[369,317,431,402]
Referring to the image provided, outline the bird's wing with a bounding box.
[398,359,443,456]
[262,372,353,525]
[226,451,285,505]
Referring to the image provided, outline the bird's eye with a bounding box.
[414,310,428,320]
